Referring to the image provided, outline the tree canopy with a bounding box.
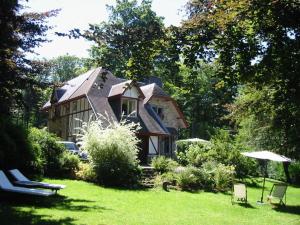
[84,0,165,79]
[0,0,57,116]
[182,0,300,159]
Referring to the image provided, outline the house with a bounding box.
[42,68,188,164]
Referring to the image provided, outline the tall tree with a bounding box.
[182,0,300,159]
[48,54,89,82]
[166,62,234,139]
[0,0,57,116]
[83,0,165,79]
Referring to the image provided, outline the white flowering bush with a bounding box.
[77,114,141,186]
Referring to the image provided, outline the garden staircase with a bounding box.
[140,166,155,188]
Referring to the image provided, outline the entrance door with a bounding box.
[137,135,149,165]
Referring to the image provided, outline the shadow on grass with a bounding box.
[272,205,300,215]
[235,202,256,209]
[0,193,112,225]
[0,206,75,225]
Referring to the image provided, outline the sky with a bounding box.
[24,0,188,59]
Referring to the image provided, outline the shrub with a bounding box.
[153,172,177,189]
[268,161,285,181]
[178,130,257,178]
[28,127,65,176]
[151,156,178,173]
[60,151,80,178]
[176,166,199,190]
[185,142,211,167]
[176,139,210,165]
[78,115,141,187]
[214,163,235,191]
[76,162,97,182]
[289,161,300,184]
[0,119,41,175]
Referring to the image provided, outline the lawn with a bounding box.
[0,178,299,225]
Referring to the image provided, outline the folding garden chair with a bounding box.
[267,183,288,205]
[231,183,247,204]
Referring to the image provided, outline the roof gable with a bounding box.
[108,80,145,99]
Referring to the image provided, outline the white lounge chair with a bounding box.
[0,171,54,197]
[9,169,65,193]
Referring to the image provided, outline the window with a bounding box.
[122,98,137,117]
[152,105,164,120]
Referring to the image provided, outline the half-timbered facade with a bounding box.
[42,68,187,164]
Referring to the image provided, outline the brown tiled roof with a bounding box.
[42,68,99,109]
[140,83,169,103]
[108,80,131,97]
[43,67,187,135]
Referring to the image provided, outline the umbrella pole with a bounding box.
[257,161,267,204]
[260,175,266,203]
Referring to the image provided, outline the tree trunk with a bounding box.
[283,162,291,183]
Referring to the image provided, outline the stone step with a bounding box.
[140,166,155,187]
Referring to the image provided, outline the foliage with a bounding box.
[213,163,235,192]
[59,151,80,178]
[176,167,199,190]
[289,161,300,185]
[75,162,97,182]
[151,156,178,174]
[0,0,56,116]
[183,0,300,160]
[78,115,141,186]
[0,119,42,175]
[153,171,177,188]
[176,138,210,165]
[48,55,90,82]
[174,162,234,191]
[84,0,165,79]
[166,63,234,139]
[185,142,211,167]
[28,127,63,176]
[176,130,256,178]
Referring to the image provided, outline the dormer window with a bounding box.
[152,105,164,120]
[122,98,137,117]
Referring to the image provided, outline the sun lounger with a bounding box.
[9,169,65,193]
[0,171,54,197]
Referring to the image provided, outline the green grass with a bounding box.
[0,178,299,225]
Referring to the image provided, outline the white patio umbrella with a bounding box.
[241,151,292,203]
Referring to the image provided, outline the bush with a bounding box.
[177,130,257,178]
[0,119,41,175]
[78,115,141,187]
[151,156,178,173]
[153,172,177,189]
[60,151,80,178]
[28,127,65,176]
[76,162,97,182]
[289,161,300,184]
[214,163,235,191]
[176,139,210,165]
[176,166,199,190]
[185,143,211,167]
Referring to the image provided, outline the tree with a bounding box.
[0,0,57,116]
[83,0,165,79]
[182,0,300,159]
[166,62,234,139]
[48,54,89,82]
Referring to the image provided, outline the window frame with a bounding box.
[152,104,164,120]
[121,97,138,117]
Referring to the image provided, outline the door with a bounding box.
[137,135,149,165]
